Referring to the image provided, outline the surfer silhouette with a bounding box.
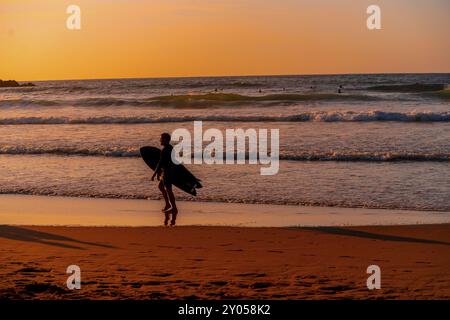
[151,133,178,226]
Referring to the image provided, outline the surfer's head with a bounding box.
[160,132,171,146]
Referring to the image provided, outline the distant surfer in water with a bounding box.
[151,133,178,226]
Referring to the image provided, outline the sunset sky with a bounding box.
[1,0,449,81]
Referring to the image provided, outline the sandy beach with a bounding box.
[1,196,449,300]
[1,195,449,299]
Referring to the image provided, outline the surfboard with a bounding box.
[140,146,203,196]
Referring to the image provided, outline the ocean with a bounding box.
[1,74,449,211]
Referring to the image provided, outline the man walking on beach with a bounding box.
[152,133,178,226]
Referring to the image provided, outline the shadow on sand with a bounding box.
[0,225,116,250]
[299,226,450,246]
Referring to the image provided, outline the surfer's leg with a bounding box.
[164,211,170,226]
[165,185,178,225]
[166,186,177,211]
[170,209,178,226]
[159,180,170,211]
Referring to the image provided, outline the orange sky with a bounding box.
[1,0,449,81]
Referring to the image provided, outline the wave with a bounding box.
[421,89,450,100]
[1,111,449,125]
[367,83,445,92]
[0,93,382,108]
[10,89,450,108]
[0,189,445,212]
[1,189,447,212]
[220,81,263,88]
[0,146,141,157]
[280,152,450,162]
[0,99,60,107]
[1,146,448,162]
[148,93,381,106]
[180,80,264,88]
[0,98,150,107]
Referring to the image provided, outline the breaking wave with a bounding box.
[1,146,448,162]
[1,111,449,125]
[367,83,445,92]
[147,93,382,106]
[0,93,382,108]
[421,89,450,100]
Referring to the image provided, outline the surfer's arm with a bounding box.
[152,162,160,180]
[152,147,170,180]
[152,153,164,180]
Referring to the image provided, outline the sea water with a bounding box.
[0,74,449,211]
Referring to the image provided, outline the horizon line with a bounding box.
[7,71,450,83]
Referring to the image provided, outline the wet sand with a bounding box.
[1,195,449,227]
[1,224,449,299]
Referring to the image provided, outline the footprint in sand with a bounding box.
[319,285,353,292]
[234,272,267,278]
[182,295,200,300]
[151,272,173,277]
[16,267,52,273]
[184,282,201,287]
[188,258,205,262]
[141,280,164,286]
[296,281,313,287]
[250,282,272,289]
[23,283,66,294]
[209,281,228,286]
[147,292,168,299]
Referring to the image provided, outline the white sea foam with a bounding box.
[1,111,449,125]
[1,145,448,161]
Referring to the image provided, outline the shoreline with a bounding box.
[1,194,449,227]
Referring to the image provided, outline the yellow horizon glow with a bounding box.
[1,0,449,81]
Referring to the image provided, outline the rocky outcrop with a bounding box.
[0,80,35,87]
